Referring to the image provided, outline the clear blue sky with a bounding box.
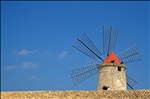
[1,1,149,91]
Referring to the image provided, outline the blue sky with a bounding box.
[1,1,149,91]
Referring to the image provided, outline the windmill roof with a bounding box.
[103,52,121,64]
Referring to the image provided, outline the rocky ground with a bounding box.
[1,90,150,99]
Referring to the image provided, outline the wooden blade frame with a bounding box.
[126,75,137,90]
[73,33,103,61]
[117,45,142,64]
[103,26,119,55]
[70,64,99,86]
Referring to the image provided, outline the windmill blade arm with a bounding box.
[72,45,98,61]
[117,45,142,64]
[119,52,140,60]
[126,75,137,84]
[103,26,119,55]
[73,33,103,62]
[77,38,103,61]
[127,82,134,90]
[71,65,99,79]
[126,75,137,90]
[70,64,99,86]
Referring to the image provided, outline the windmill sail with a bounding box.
[127,83,134,90]
[72,33,103,61]
[126,75,137,90]
[70,64,99,86]
[103,26,119,55]
[70,26,141,90]
[117,45,142,64]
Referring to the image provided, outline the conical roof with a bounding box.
[103,52,121,64]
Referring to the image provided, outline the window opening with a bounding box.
[102,86,109,90]
[118,67,121,71]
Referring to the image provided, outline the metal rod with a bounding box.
[77,38,103,61]
[119,52,140,60]
[103,26,105,55]
[70,64,99,86]
[107,26,112,55]
[117,44,136,56]
[117,44,141,63]
[127,82,134,90]
[71,66,98,79]
[126,75,137,84]
[72,45,98,61]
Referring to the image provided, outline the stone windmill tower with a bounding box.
[97,52,126,90]
[70,26,141,90]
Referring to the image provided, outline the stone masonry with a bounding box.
[97,63,126,90]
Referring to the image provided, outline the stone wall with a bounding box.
[97,63,126,90]
[1,90,150,99]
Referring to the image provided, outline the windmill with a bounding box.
[69,26,142,90]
